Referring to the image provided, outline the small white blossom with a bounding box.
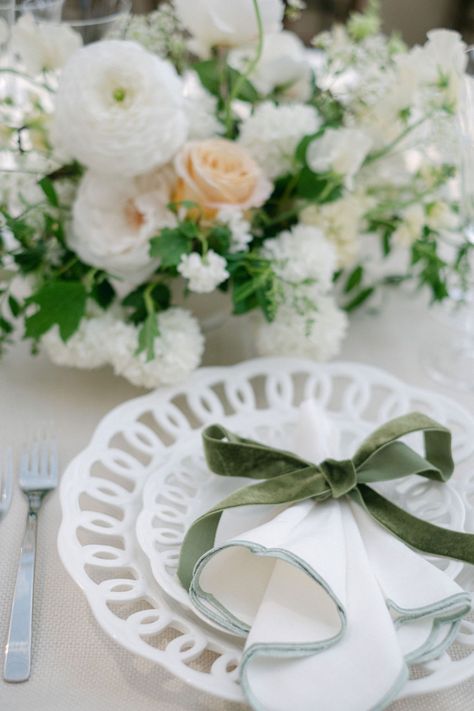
[184,72,224,139]
[217,208,253,252]
[42,311,114,369]
[239,102,321,179]
[300,194,369,268]
[392,204,426,247]
[256,296,348,361]
[12,14,82,75]
[178,250,229,293]
[107,308,204,388]
[306,128,373,187]
[262,224,337,291]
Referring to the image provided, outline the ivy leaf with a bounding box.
[344,265,364,293]
[150,227,193,268]
[25,280,87,342]
[136,311,159,362]
[38,177,59,207]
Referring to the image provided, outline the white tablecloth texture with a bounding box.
[1,291,473,711]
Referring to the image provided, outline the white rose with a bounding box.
[52,40,188,176]
[229,31,312,101]
[174,0,284,55]
[306,128,373,187]
[71,167,176,284]
[11,14,82,75]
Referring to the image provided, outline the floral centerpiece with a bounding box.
[0,0,470,387]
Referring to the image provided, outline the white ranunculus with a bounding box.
[52,40,188,176]
[306,128,373,187]
[229,31,312,100]
[71,167,176,284]
[11,14,82,75]
[174,0,284,55]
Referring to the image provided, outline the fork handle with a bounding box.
[3,511,37,683]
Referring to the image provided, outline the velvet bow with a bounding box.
[178,412,474,589]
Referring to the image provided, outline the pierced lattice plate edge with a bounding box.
[57,357,474,702]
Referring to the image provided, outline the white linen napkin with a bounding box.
[188,401,471,711]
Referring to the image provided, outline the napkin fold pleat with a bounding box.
[187,401,470,711]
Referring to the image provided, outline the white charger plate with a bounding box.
[58,358,474,703]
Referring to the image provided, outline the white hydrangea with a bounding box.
[306,128,373,187]
[52,40,188,176]
[217,207,253,252]
[262,224,337,292]
[239,102,321,179]
[71,166,176,284]
[256,296,348,361]
[229,31,312,101]
[41,311,114,369]
[178,250,229,293]
[300,195,368,268]
[107,308,204,389]
[183,72,224,139]
[11,14,82,75]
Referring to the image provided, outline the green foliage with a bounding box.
[136,311,160,362]
[38,177,59,207]
[122,283,171,325]
[25,280,87,342]
[295,168,343,203]
[344,265,364,294]
[194,59,259,103]
[344,286,375,312]
[150,224,195,268]
[227,254,281,322]
[411,231,449,301]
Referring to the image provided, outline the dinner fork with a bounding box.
[3,430,58,683]
[0,448,13,520]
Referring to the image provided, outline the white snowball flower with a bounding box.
[184,71,224,139]
[301,194,369,268]
[262,224,337,292]
[178,250,229,293]
[239,102,321,179]
[107,308,204,388]
[217,207,253,252]
[229,31,312,101]
[174,0,284,55]
[307,128,373,187]
[71,166,176,285]
[256,296,348,361]
[392,204,426,247]
[52,40,188,176]
[11,14,82,75]
[42,312,114,369]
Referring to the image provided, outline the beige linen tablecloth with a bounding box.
[1,292,473,711]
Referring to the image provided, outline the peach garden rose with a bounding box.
[173,138,272,216]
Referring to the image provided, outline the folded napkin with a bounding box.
[183,402,471,711]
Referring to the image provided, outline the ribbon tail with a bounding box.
[354,484,474,566]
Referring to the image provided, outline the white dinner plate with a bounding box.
[58,357,474,702]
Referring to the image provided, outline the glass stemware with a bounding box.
[423,51,474,390]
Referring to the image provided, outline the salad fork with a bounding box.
[0,448,13,520]
[3,430,58,683]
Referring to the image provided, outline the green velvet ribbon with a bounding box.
[178,412,474,590]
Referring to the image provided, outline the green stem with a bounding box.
[225,0,263,136]
[0,68,55,93]
[143,283,155,315]
[364,114,431,166]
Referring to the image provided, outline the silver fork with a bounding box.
[0,448,13,520]
[3,430,58,683]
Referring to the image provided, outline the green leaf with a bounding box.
[294,129,325,165]
[122,283,171,325]
[207,225,231,254]
[8,294,21,317]
[38,177,59,207]
[91,278,115,309]
[344,286,375,312]
[194,60,258,103]
[0,316,13,334]
[13,244,46,273]
[295,168,344,203]
[25,280,87,342]
[150,227,193,268]
[344,265,364,293]
[136,311,159,362]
